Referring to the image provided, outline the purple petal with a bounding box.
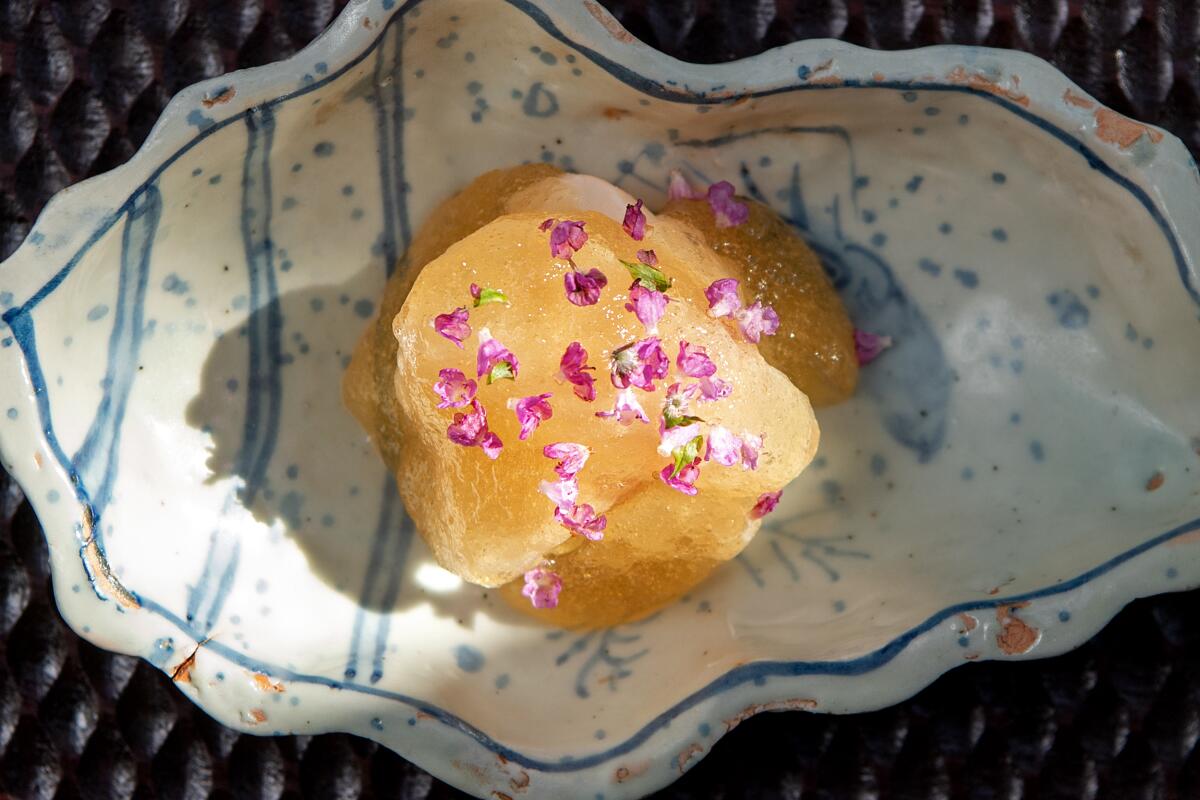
[564,268,608,307]
[511,393,553,441]
[704,279,742,318]
[543,442,590,479]
[659,460,700,495]
[548,219,588,258]
[476,328,520,379]
[595,388,650,425]
[667,169,704,201]
[676,340,717,378]
[538,477,579,510]
[480,431,503,460]
[696,376,733,402]
[735,301,780,343]
[707,181,749,228]
[854,329,894,365]
[622,199,646,240]
[636,248,657,266]
[521,567,563,609]
[432,368,477,408]
[433,306,471,348]
[625,284,669,333]
[657,422,702,457]
[704,426,742,467]
[750,490,782,519]
[555,503,607,540]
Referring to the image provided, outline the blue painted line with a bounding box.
[371,510,412,683]
[237,106,283,507]
[72,185,162,522]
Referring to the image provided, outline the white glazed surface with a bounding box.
[1,1,1199,798]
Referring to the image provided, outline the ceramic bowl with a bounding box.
[2,1,1199,798]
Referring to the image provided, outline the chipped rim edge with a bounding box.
[0,1,1199,797]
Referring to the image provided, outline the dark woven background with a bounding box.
[1,1,1199,798]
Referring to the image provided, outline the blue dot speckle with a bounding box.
[699,722,711,736]
[455,644,485,673]
[918,258,942,276]
[939,222,953,235]
[209,174,222,185]
[286,464,299,479]
[371,717,384,731]
[354,299,375,319]
[1010,412,1021,424]
[1047,290,1090,329]
[901,90,918,102]
[905,175,924,193]
[594,729,606,740]
[862,209,876,224]
[958,636,970,647]
[952,268,979,289]
[466,80,482,95]
[991,172,1006,184]
[1167,567,1179,579]
[1030,441,1045,462]
[539,51,557,65]
[961,467,974,480]
[87,304,110,322]
[495,673,510,690]
[6,408,18,420]
[991,227,1008,242]
[313,141,335,157]
[924,106,941,116]
[869,454,886,476]
[870,232,887,248]
[342,185,355,196]
[225,378,239,393]
[1058,610,1071,622]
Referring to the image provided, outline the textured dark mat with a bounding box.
[1,1,1198,798]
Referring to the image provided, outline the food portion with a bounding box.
[345,165,863,627]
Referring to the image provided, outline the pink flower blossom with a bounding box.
[750,490,782,519]
[433,306,471,348]
[662,382,701,428]
[854,329,894,365]
[509,393,553,440]
[610,336,669,391]
[555,503,607,540]
[740,432,763,470]
[545,219,588,259]
[696,376,733,402]
[707,181,749,228]
[432,368,477,408]
[625,283,669,333]
[667,169,704,201]
[736,301,781,343]
[622,199,646,240]
[704,426,743,467]
[446,400,503,459]
[542,442,590,479]
[564,268,608,306]
[595,387,650,425]
[636,248,657,266]
[480,432,503,460]
[558,342,597,402]
[704,279,742,319]
[522,567,563,609]
[657,422,702,457]
[476,328,519,383]
[660,459,701,495]
[538,477,578,509]
[676,340,717,378]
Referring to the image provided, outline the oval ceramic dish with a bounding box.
[1,1,1198,798]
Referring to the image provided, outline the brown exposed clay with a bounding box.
[82,505,140,609]
[995,602,1039,655]
[614,762,649,783]
[247,708,267,724]
[1146,471,1165,492]
[1094,108,1164,149]
[724,698,818,732]
[603,107,631,120]
[363,17,374,29]
[964,653,980,660]
[946,66,1030,107]
[1063,89,1095,109]
[202,87,237,108]
[959,613,978,632]
[252,672,286,692]
[584,1,635,44]
[807,75,843,86]
[510,771,530,792]
[170,638,209,684]
[491,793,513,800]
[677,743,704,774]
[872,71,885,82]
[33,452,43,468]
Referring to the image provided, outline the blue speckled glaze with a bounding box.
[1,2,1199,799]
